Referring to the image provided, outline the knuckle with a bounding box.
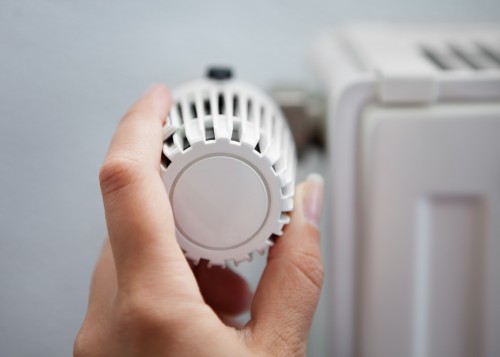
[73,334,86,357]
[115,295,164,330]
[113,292,205,336]
[99,157,140,196]
[73,320,97,357]
[73,339,87,357]
[114,292,188,332]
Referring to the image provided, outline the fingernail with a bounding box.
[143,84,170,119]
[303,173,324,228]
[143,84,163,97]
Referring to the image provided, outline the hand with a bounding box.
[74,85,324,357]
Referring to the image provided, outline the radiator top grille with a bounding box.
[421,42,500,71]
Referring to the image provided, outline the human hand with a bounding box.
[74,85,324,357]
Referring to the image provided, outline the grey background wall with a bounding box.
[1,1,499,356]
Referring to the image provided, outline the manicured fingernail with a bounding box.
[303,173,324,228]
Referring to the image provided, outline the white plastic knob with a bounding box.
[160,73,296,267]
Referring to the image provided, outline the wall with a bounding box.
[1,1,499,356]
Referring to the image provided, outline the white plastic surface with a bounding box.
[172,156,268,249]
[341,24,500,104]
[360,103,500,357]
[160,76,296,266]
[311,23,500,357]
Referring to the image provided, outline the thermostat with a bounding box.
[160,68,297,266]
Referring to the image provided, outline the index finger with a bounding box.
[99,85,194,290]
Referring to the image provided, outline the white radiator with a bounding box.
[312,24,500,357]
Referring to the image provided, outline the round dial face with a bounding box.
[171,155,269,250]
[161,77,296,266]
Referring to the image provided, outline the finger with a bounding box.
[99,85,196,293]
[193,260,253,316]
[218,314,245,329]
[248,174,324,354]
[87,239,117,315]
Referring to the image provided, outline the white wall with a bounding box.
[1,1,499,356]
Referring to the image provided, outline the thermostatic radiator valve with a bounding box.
[160,68,297,267]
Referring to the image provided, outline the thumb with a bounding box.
[248,174,324,355]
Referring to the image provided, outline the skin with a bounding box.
[74,85,324,357]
